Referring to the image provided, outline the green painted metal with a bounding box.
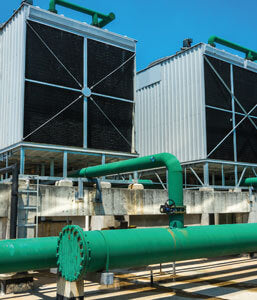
[57,223,257,281]
[138,179,153,185]
[0,237,57,273]
[48,0,115,28]
[71,153,184,228]
[208,36,257,61]
[241,177,257,187]
[57,225,86,281]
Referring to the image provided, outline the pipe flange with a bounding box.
[57,225,87,281]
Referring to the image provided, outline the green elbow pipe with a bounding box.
[0,237,58,273]
[48,0,115,28]
[208,36,257,61]
[72,153,183,228]
[241,177,257,187]
[57,224,257,281]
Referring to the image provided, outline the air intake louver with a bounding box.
[24,21,134,152]
[204,55,257,163]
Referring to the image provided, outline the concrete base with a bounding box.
[100,182,111,189]
[56,276,84,300]
[100,272,114,285]
[128,183,144,190]
[55,180,73,187]
[0,273,34,295]
[201,213,209,225]
[229,188,242,193]
[199,187,214,192]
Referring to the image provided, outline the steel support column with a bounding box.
[203,163,209,186]
[20,147,25,175]
[50,159,55,177]
[230,64,238,185]
[63,151,68,177]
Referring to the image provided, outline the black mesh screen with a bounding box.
[235,115,257,163]
[24,82,83,147]
[205,56,234,160]
[26,21,83,89]
[206,108,234,161]
[87,39,134,100]
[25,23,134,152]
[204,55,231,110]
[88,96,133,152]
[233,66,257,116]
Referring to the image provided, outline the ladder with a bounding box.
[17,178,39,238]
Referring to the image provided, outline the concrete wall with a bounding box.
[0,183,253,217]
[0,184,10,217]
[184,189,251,214]
[0,182,256,238]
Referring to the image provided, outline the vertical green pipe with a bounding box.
[49,0,57,13]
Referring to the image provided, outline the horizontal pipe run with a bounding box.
[2,222,257,277]
[71,153,183,228]
[49,0,115,27]
[208,36,257,61]
[0,237,58,273]
[57,223,257,281]
[87,224,257,269]
[241,177,257,187]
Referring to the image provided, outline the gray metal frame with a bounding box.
[199,54,257,189]
[0,142,138,180]
[182,160,257,190]
[0,3,137,181]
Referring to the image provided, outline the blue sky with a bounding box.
[1,0,257,70]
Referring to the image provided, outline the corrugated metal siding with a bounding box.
[0,7,26,150]
[136,45,206,163]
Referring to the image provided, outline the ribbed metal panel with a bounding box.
[0,7,26,150]
[136,44,206,163]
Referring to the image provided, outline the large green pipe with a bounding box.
[57,224,257,281]
[72,153,183,228]
[2,222,257,277]
[208,36,257,61]
[241,177,257,187]
[0,237,58,273]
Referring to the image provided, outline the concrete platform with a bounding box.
[1,256,257,299]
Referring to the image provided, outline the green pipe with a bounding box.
[241,177,257,187]
[208,36,257,61]
[72,153,183,228]
[138,179,153,185]
[57,224,257,281]
[0,237,58,273]
[49,0,115,28]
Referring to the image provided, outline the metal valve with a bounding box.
[160,200,185,215]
